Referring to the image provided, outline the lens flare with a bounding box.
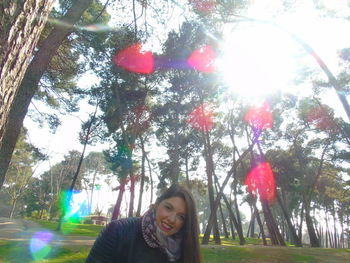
[128,105,151,134]
[245,162,276,202]
[154,57,190,71]
[189,0,216,13]
[187,103,214,131]
[82,24,113,32]
[113,43,154,74]
[244,101,273,130]
[187,45,216,73]
[30,231,53,260]
[60,190,90,226]
[306,106,338,132]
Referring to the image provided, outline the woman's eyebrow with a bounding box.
[164,201,173,208]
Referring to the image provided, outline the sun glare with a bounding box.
[217,0,350,100]
[218,23,297,98]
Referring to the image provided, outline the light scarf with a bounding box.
[141,207,182,261]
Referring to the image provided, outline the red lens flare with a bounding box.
[306,106,338,132]
[187,103,214,131]
[189,0,216,13]
[187,45,216,73]
[113,43,154,74]
[128,105,151,134]
[244,101,273,130]
[245,162,276,202]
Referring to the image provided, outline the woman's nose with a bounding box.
[168,213,176,223]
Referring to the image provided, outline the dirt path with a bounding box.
[0,217,95,246]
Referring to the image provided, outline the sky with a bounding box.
[23,0,350,216]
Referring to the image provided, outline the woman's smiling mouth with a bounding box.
[160,221,173,232]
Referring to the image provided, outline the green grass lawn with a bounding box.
[199,235,270,246]
[32,220,104,237]
[1,237,349,263]
[0,240,90,263]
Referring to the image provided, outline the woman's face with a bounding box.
[155,196,187,236]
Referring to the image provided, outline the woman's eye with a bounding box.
[178,215,185,221]
[164,205,171,210]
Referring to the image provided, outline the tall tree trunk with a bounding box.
[298,202,304,241]
[246,216,251,238]
[213,181,228,238]
[185,156,191,189]
[340,218,344,248]
[0,0,54,189]
[202,128,255,244]
[325,208,330,248]
[39,208,44,219]
[128,174,136,217]
[233,183,244,239]
[0,0,92,190]
[261,200,286,246]
[202,144,253,244]
[228,191,236,240]
[247,206,255,238]
[276,193,302,246]
[145,154,154,205]
[202,130,221,245]
[332,203,338,248]
[89,170,98,213]
[57,104,97,231]
[111,179,127,220]
[304,198,320,247]
[253,201,267,246]
[347,214,350,248]
[218,199,229,238]
[222,194,245,245]
[319,225,323,247]
[9,198,18,219]
[136,136,146,217]
[229,214,236,240]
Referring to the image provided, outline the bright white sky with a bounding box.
[218,0,350,109]
[23,0,350,216]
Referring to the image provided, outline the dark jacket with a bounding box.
[85,217,181,263]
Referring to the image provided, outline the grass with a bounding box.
[32,219,103,237]
[0,240,90,263]
[199,235,269,246]
[1,231,349,263]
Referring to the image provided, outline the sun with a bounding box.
[216,22,298,98]
[216,0,349,100]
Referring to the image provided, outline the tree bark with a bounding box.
[247,206,255,238]
[218,196,229,238]
[145,153,154,205]
[0,0,54,189]
[111,179,127,220]
[298,202,304,241]
[136,136,146,217]
[202,143,254,244]
[261,200,286,246]
[9,198,18,219]
[0,0,93,190]
[128,174,136,217]
[89,170,98,213]
[222,193,245,245]
[253,201,267,245]
[276,193,302,246]
[304,198,320,247]
[202,130,221,244]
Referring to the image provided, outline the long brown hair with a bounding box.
[155,184,202,263]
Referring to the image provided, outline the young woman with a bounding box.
[85,184,202,263]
